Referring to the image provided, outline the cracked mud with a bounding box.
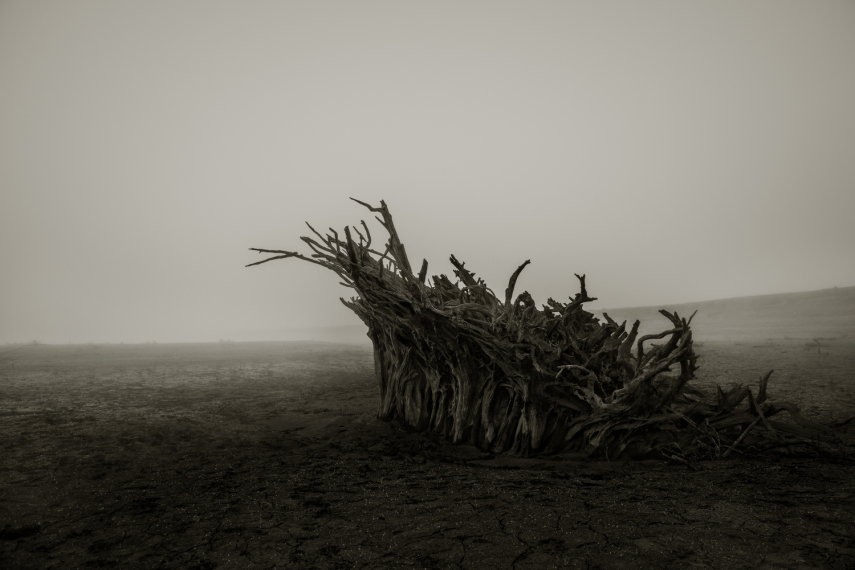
[1,340,854,569]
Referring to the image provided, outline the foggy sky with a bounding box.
[2,1,854,344]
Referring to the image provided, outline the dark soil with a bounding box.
[1,340,854,569]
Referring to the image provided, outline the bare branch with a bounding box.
[505,260,531,308]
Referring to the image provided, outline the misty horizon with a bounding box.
[5,283,853,346]
[2,1,854,345]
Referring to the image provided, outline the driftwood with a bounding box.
[249,199,842,459]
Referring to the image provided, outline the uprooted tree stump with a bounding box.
[249,199,842,460]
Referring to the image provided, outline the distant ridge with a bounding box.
[235,286,855,344]
[595,286,855,342]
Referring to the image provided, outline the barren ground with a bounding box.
[1,339,854,569]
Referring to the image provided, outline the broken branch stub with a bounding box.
[249,199,842,459]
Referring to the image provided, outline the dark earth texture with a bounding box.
[1,339,854,569]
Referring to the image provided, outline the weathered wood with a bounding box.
[249,199,843,459]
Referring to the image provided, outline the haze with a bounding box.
[2,1,854,344]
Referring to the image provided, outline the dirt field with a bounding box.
[1,339,854,569]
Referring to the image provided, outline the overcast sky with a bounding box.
[1,1,854,344]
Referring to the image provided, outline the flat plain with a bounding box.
[1,337,854,570]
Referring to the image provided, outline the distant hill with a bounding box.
[594,286,855,342]
[236,286,855,345]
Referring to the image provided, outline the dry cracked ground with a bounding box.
[1,340,854,569]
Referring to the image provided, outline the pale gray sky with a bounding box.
[1,1,854,344]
